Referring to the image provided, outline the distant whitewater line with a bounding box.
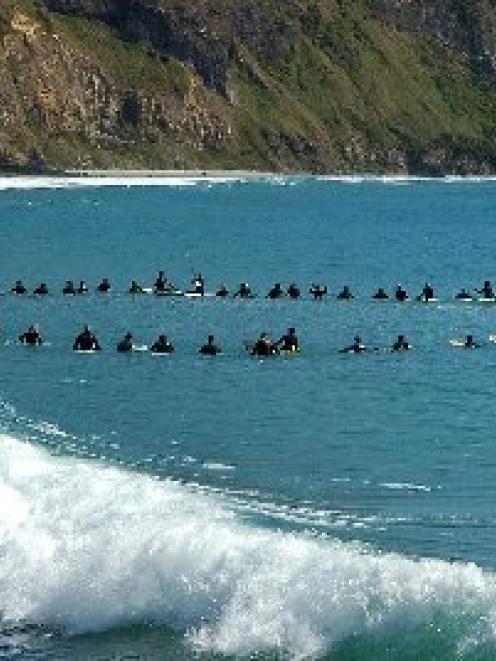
[2,172,496,191]
[1,432,496,658]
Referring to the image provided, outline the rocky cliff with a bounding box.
[1,0,496,173]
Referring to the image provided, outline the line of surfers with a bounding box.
[15,325,486,355]
[15,324,300,356]
[5,274,496,302]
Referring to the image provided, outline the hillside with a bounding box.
[1,0,496,174]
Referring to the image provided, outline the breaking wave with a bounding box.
[1,433,496,659]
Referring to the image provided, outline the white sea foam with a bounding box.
[0,433,495,659]
[0,175,245,191]
[2,174,496,192]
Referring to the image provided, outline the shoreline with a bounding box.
[2,169,496,182]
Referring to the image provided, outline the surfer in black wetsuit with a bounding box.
[216,283,229,297]
[150,334,174,354]
[477,280,494,299]
[190,273,205,295]
[154,270,174,293]
[73,325,101,351]
[309,283,327,300]
[464,334,481,349]
[395,284,408,302]
[199,335,221,355]
[373,288,389,300]
[337,285,354,300]
[276,327,298,352]
[11,280,27,295]
[19,324,43,346]
[34,283,49,295]
[251,333,277,356]
[234,283,253,298]
[455,288,473,300]
[77,280,88,295]
[63,280,76,295]
[97,278,111,293]
[129,280,144,294]
[267,283,284,299]
[392,334,411,351]
[340,335,367,354]
[419,282,435,301]
[287,283,300,299]
[117,332,133,353]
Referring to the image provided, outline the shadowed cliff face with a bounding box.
[43,0,496,85]
[41,0,299,95]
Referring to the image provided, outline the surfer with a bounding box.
[455,287,473,300]
[199,334,221,355]
[337,285,354,300]
[216,283,229,297]
[309,283,327,300]
[117,332,134,353]
[234,283,253,298]
[267,283,284,299]
[33,283,49,295]
[464,334,481,349]
[373,287,389,300]
[419,282,435,301]
[251,333,277,356]
[97,278,111,293]
[129,280,144,294]
[77,280,88,294]
[154,270,173,293]
[11,280,27,295]
[73,325,101,351]
[477,280,494,299]
[276,327,299,352]
[19,324,43,346]
[395,284,408,301]
[392,334,411,351]
[340,335,367,353]
[150,334,174,353]
[287,282,300,299]
[63,280,76,295]
[190,273,205,295]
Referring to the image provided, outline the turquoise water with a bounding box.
[2,176,496,659]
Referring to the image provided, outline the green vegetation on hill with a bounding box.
[1,0,496,173]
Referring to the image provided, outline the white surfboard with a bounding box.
[132,345,148,352]
[449,339,466,348]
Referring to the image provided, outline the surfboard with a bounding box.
[417,297,439,303]
[449,339,479,348]
[477,297,496,303]
[184,292,215,298]
[154,289,184,297]
[74,349,99,354]
[279,348,301,356]
[449,339,466,348]
[132,345,148,352]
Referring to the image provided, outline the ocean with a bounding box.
[1,175,496,659]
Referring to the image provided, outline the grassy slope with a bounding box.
[231,3,496,170]
[3,0,496,171]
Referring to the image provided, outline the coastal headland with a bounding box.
[1,0,496,175]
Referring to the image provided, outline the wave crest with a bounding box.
[0,434,495,658]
